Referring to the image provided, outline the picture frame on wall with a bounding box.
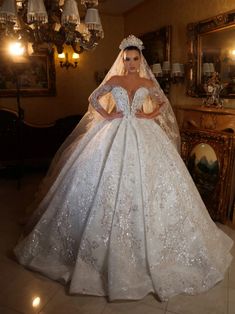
[0,47,56,97]
[139,25,171,66]
[139,25,172,94]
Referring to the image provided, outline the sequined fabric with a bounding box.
[14,86,233,301]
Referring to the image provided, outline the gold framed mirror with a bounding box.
[187,9,235,98]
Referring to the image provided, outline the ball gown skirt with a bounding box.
[14,87,233,301]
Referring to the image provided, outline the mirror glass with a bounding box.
[200,27,235,93]
[188,143,219,196]
[187,10,235,98]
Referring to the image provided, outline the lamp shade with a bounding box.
[85,8,101,29]
[62,0,80,25]
[208,63,215,73]
[152,63,162,75]
[27,0,48,23]
[162,61,170,72]
[0,0,17,23]
[202,63,210,74]
[172,63,180,73]
[172,63,184,76]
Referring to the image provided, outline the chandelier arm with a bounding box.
[71,42,84,54]
[77,30,101,50]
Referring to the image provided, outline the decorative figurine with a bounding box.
[203,72,223,108]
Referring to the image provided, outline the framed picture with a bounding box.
[139,25,171,66]
[0,48,56,97]
[139,26,172,93]
[181,128,235,222]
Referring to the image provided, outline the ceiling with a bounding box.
[98,0,145,15]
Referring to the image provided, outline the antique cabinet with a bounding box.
[175,105,235,224]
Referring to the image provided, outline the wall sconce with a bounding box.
[202,63,215,78]
[152,61,184,93]
[58,52,80,69]
[171,63,185,83]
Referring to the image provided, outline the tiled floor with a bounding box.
[0,172,235,314]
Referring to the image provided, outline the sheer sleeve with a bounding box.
[89,84,113,111]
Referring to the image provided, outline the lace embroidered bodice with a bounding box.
[88,83,182,150]
[111,86,149,116]
[89,84,160,117]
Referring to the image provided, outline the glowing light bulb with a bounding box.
[72,52,79,60]
[32,296,41,308]
[8,42,25,56]
[58,52,65,59]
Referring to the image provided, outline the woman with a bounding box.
[14,35,233,301]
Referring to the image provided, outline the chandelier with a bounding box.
[0,0,104,54]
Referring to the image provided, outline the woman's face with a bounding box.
[123,49,141,74]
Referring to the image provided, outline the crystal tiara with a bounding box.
[119,35,144,51]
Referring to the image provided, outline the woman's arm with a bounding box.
[89,83,123,120]
[135,85,164,119]
[135,105,161,119]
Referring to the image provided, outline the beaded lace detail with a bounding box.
[89,84,113,111]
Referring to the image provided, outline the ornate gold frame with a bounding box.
[181,128,235,222]
[187,9,235,98]
[0,48,56,97]
[139,25,171,65]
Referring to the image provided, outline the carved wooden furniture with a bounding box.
[176,105,235,224]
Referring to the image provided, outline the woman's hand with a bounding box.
[104,111,124,120]
[96,107,123,120]
[135,108,160,119]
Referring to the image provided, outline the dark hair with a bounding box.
[123,46,141,54]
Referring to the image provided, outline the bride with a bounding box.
[14,35,233,302]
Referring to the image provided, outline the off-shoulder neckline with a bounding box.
[111,85,149,104]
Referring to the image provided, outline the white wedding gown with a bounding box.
[14,86,233,301]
